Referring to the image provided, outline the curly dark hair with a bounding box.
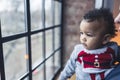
[83,8,116,38]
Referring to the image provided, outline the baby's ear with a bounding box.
[102,34,111,44]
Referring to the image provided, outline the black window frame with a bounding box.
[0,0,63,80]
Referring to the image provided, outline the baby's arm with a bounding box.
[58,46,78,80]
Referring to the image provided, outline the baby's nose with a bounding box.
[81,36,86,42]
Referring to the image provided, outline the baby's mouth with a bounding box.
[81,43,87,47]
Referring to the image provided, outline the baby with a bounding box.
[59,8,120,80]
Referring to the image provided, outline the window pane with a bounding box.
[55,27,60,49]
[31,33,43,68]
[32,64,44,80]
[46,30,53,58]
[46,52,60,80]
[45,0,53,27]
[46,57,55,80]
[0,0,25,37]
[30,0,42,31]
[55,1,61,25]
[3,38,27,80]
[55,51,61,68]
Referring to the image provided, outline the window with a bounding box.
[95,0,114,10]
[95,0,103,9]
[0,0,62,80]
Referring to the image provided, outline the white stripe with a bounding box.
[83,47,107,54]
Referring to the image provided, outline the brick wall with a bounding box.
[62,0,95,65]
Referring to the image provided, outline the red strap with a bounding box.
[90,74,95,80]
[90,72,105,80]
[100,72,105,80]
[77,51,85,63]
[77,57,82,63]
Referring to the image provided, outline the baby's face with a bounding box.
[79,20,106,50]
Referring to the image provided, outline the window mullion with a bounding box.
[24,0,32,80]
[60,0,63,68]
[0,20,5,80]
[41,0,46,80]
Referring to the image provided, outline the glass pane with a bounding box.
[55,27,60,49]
[45,0,53,27]
[3,38,27,80]
[46,57,55,80]
[46,30,53,58]
[31,33,43,68]
[0,0,25,37]
[32,64,44,80]
[55,51,61,68]
[55,1,61,25]
[30,0,42,31]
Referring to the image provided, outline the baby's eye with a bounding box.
[86,33,94,37]
[80,32,83,35]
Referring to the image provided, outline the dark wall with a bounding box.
[62,0,95,65]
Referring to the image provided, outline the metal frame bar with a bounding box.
[41,0,46,80]
[0,20,5,80]
[60,0,64,69]
[2,25,60,43]
[24,0,32,80]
